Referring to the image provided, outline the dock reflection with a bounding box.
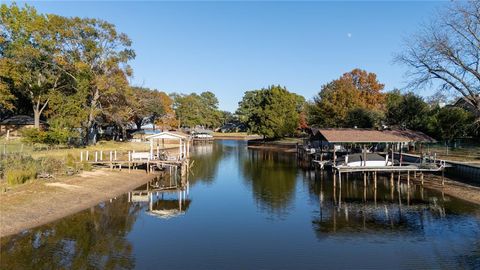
[304,170,477,237]
[128,175,191,219]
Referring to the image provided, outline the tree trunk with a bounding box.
[135,119,143,130]
[32,97,48,129]
[122,126,127,141]
[86,88,100,145]
[33,109,41,129]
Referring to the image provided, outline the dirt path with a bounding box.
[0,169,155,238]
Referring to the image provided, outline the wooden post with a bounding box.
[442,170,445,186]
[363,172,367,187]
[391,147,394,166]
[420,173,424,186]
[374,172,377,190]
[333,147,336,165]
[114,150,117,161]
[95,151,98,162]
[407,171,410,188]
[390,173,394,187]
[338,171,342,189]
[80,151,84,162]
[86,151,89,161]
[333,172,336,189]
[109,151,113,161]
[100,151,103,161]
[363,146,367,167]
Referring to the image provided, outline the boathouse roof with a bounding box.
[311,128,411,143]
[145,131,189,140]
[382,129,437,143]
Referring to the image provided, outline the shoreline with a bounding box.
[413,174,480,206]
[0,169,155,238]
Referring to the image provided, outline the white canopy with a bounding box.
[146,131,190,160]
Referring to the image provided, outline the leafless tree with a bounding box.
[396,1,480,118]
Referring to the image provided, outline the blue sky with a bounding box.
[19,1,447,112]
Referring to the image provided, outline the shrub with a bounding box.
[38,157,64,175]
[5,168,36,185]
[65,153,76,168]
[21,128,47,144]
[81,161,92,171]
[1,154,38,185]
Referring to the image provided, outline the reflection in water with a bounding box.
[0,196,140,269]
[1,140,479,269]
[241,150,298,218]
[0,175,189,270]
[306,170,479,236]
[129,176,191,219]
[189,142,226,185]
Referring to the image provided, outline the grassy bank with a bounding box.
[0,139,178,188]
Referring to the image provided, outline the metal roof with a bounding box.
[145,131,189,140]
[312,128,411,143]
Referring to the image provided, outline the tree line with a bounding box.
[236,2,480,141]
[1,2,479,145]
[0,4,226,145]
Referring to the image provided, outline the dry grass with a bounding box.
[0,138,178,160]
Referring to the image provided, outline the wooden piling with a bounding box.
[407,171,410,188]
[338,171,342,189]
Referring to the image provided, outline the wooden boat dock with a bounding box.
[300,128,447,188]
[77,131,192,176]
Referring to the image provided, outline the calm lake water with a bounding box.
[1,140,480,269]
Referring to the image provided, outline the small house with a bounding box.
[0,115,47,137]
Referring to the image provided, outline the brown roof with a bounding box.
[0,115,46,125]
[314,128,411,143]
[383,129,437,143]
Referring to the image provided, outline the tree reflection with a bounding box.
[0,196,141,270]
[189,142,227,185]
[241,149,298,218]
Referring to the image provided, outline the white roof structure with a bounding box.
[145,131,189,140]
[146,131,190,160]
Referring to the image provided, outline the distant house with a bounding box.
[0,115,47,137]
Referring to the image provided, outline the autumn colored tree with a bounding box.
[0,4,74,128]
[307,69,385,127]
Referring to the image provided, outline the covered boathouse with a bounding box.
[299,128,445,189]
